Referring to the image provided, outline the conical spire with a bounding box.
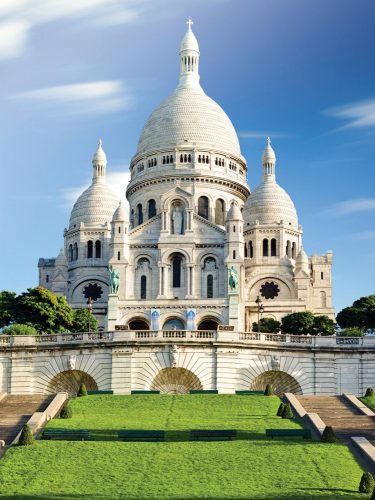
[295,246,309,275]
[262,137,276,181]
[92,139,107,183]
[178,19,200,88]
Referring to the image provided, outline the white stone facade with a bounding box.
[38,22,334,331]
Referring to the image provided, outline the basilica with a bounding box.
[38,21,334,332]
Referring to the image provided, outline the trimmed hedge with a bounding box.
[359,472,374,493]
[60,403,73,419]
[365,388,374,397]
[18,424,34,446]
[277,403,286,417]
[264,384,274,396]
[281,403,294,419]
[321,426,336,443]
[77,383,88,397]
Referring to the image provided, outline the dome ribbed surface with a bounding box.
[244,179,298,227]
[136,86,241,157]
[69,182,119,228]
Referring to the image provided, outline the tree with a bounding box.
[339,327,364,337]
[336,295,375,332]
[252,318,281,333]
[18,424,34,446]
[281,312,315,335]
[14,287,73,334]
[313,315,336,336]
[0,291,17,328]
[71,308,98,333]
[2,324,38,335]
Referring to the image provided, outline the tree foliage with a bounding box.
[71,308,98,333]
[0,291,17,328]
[252,318,281,333]
[281,312,315,335]
[339,327,364,337]
[336,295,375,332]
[312,315,336,336]
[2,324,38,335]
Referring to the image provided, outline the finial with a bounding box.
[266,136,271,147]
[98,138,102,148]
[186,18,193,30]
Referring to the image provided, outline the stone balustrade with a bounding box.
[0,331,373,349]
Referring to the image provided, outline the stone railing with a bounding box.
[1,331,374,349]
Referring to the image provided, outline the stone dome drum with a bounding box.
[136,85,241,158]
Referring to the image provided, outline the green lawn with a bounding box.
[0,395,366,499]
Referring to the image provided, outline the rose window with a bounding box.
[83,283,103,301]
[260,281,280,300]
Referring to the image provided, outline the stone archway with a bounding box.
[251,370,302,395]
[47,370,98,396]
[197,317,219,331]
[128,318,150,330]
[150,368,202,394]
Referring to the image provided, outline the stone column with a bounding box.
[216,349,238,393]
[106,294,119,330]
[111,348,133,394]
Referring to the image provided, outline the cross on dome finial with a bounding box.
[98,138,103,148]
[266,136,271,146]
[186,18,193,30]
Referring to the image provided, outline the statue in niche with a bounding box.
[68,355,76,371]
[271,356,280,371]
[228,266,239,291]
[170,344,179,368]
[171,203,184,235]
[109,266,120,294]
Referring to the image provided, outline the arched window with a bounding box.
[68,244,73,262]
[233,250,236,259]
[215,199,225,225]
[263,239,269,257]
[198,196,209,220]
[87,240,93,258]
[140,275,147,299]
[320,291,326,308]
[271,238,277,257]
[148,199,156,219]
[244,243,248,257]
[95,240,101,258]
[286,240,291,258]
[188,154,191,162]
[137,203,143,225]
[207,275,213,298]
[180,154,183,162]
[292,242,296,259]
[198,155,201,163]
[172,256,182,288]
[249,241,254,258]
[117,251,121,261]
[74,242,78,260]
[184,154,187,162]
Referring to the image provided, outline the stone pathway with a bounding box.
[296,395,375,443]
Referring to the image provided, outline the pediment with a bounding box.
[160,183,193,202]
[193,214,226,238]
[130,213,162,241]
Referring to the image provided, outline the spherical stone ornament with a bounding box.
[83,283,103,301]
[260,281,280,300]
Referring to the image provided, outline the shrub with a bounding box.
[359,472,374,493]
[321,426,336,443]
[264,384,274,396]
[252,318,281,333]
[365,388,374,397]
[18,424,34,446]
[60,403,73,419]
[2,323,38,336]
[277,402,286,416]
[281,403,294,419]
[77,383,88,397]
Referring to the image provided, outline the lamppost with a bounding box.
[87,297,93,332]
[255,295,264,334]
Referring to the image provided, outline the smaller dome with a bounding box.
[295,247,309,275]
[112,202,127,221]
[92,139,106,164]
[227,202,243,221]
[262,137,276,165]
[69,182,119,228]
[180,20,199,53]
[55,248,67,267]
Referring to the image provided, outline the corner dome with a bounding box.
[69,182,119,228]
[227,202,243,221]
[112,201,127,221]
[243,180,298,228]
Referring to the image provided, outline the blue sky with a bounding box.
[0,0,374,312]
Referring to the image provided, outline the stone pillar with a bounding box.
[216,349,238,393]
[111,348,133,394]
[107,294,119,330]
[10,352,34,394]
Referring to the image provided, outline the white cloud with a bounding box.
[13,81,133,115]
[331,198,375,216]
[238,131,289,139]
[326,99,375,129]
[0,0,147,60]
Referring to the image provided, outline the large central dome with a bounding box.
[136,85,241,157]
[134,22,242,160]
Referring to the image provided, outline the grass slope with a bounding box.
[0,395,365,499]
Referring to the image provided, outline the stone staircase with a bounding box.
[297,395,375,443]
[0,394,54,446]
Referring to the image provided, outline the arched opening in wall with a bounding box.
[292,242,296,259]
[74,243,78,260]
[198,317,219,330]
[215,198,225,225]
[87,240,93,258]
[128,318,150,330]
[271,238,277,257]
[250,370,302,396]
[163,317,185,330]
[249,241,254,258]
[137,204,143,225]
[286,240,291,258]
[172,255,182,288]
[69,244,73,262]
[320,291,327,308]
[47,370,98,396]
[140,275,147,299]
[148,199,156,219]
[263,239,269,257]
[207,274,213,298]
[198,196,209,220]
[150,368,202,394]
[95,240,101,258]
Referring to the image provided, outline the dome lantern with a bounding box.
[262,136,276,180]
[178,18,200,89]
[92,139,107,183]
